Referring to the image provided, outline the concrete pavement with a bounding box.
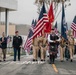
[0,55,76,75]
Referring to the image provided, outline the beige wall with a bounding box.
[0,24,30,36]
[0,25,15,36]
[9,25,15,35]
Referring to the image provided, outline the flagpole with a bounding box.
[51,1,54,29]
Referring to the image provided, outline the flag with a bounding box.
[44,2,54,33]
[30,19,35,31]
[24,20,34,52]
[71,16,76,38]
[64,23,68,35]
[7,36,11,43]
[34,19,37,27]
[33,19,37,30]
[48,2,54,23]
[54,22,58,34]
[61,3,67,40]
[33,3,48,38]
[66,23,68,30]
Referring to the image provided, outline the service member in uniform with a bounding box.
[32,37,39,61]
[38,33,48,61]
[59,36,66,62]
[48,28,60,64]
[12,31,22,61]
[68,33,74,62]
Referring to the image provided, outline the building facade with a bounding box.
[0,22,30,36]
[0,0,17,11]
[0,0,17,36]
[0,22,15,36]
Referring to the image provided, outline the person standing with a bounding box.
[1,32,7,61]
[48,28,60,64]
[38,33,48,61]
[0,39,2,62]
[12,31,22,61]
[68,34,74,62]
[74,38,76,55]
[32,37,39,61]
[59,36,66,62]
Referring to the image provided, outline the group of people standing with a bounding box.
[32,28,76,64]
[32,32,48,61]
[32,28,60,63]
[0,29,75,64]
[59,32,75,62]
[0,31,23,62]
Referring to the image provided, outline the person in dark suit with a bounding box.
[12,31,22,61]
[0,39,2,62]
[1,32,7,61]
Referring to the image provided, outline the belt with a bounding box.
[60,45,65,47]
[42,45,46,47]
[69,44,74,45]
[33,45,38,46]
[51,46,55,48]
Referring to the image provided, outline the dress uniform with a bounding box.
[59,36,66,62]
[68,34,74,62]
[32,37,39,61]
[12,31,22,61]
[48,29,60,64]
[38,35,48,61]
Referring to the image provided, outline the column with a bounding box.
[5,9,9,36]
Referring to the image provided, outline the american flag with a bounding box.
[7,36,11,43]
[24,20,35,52]
[33,3,48,38]
[34,19,37,27]
[71,16,76,38]
[30,19,35,32]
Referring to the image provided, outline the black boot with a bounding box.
[70,59,73,62]
[52,55,55,64]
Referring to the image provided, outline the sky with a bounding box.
[56,0,76,25]
[1,0,76,26]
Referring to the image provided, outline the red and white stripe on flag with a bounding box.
[73,30,76,38]
[33,14,48,38]
[24,37,32,52]
[71,16,76,38]
[71,22,76,37]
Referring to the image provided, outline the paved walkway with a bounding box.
[0,55,76,75]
